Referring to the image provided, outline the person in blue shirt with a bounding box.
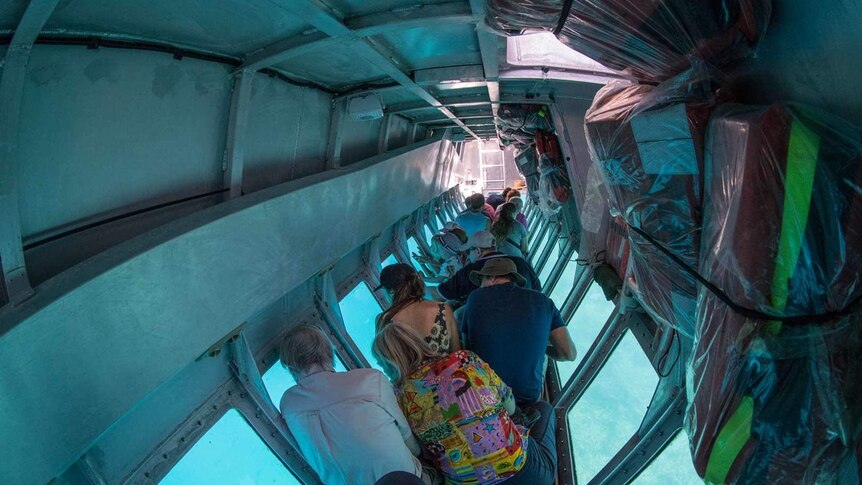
[454,193,491,237]
[459,257,577,404]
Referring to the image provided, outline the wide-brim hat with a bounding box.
[469,257,526,287]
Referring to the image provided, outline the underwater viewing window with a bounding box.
[538,237,562,284]
[406,236,425,275]
[556,282,617,384]
[567,332,659,483]
[423,225,435,245]
[263,346,348,406]
[530,226,552,266]
[339,282,384,371]
[159,409,301,485]
[381,253,398,268]
[633,430,702,484]
[549,257,581,308]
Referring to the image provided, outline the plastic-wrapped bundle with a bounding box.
[514,148,541,201]
[686,103,862,484]
[498,105,555,150]
[486,0,564,34]
[584,70,713,337]
[498,105,554,134]
[485,0,771,82]
[535,129,571,216]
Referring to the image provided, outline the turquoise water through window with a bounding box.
[633,431,702,484]
[556,282,616,385]
[538,237,562,286]
[530,227,552,267]
[406,236,425,274]
[159,409,301,484]
[549,257,581,308]
[339,282,385,372]
[381,253,398,268]
[423,225,435,245]
[568,332,659,483]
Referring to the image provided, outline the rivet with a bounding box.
[162,453,168,459]
[271,432,277,437]
[197,420,203,426]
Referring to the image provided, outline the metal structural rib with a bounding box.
[0,0,60,305]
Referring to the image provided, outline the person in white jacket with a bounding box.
[278,324,428,484]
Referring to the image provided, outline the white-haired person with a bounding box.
[373,323,558,485]
[278,324,429,484]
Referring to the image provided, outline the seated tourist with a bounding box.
[373,324,558,485]
[492,202,529,258]
[278,324,426,484]
[376,263,461,356]
[413,224,468,278]
[504,194,529,230]
[460,258,576,404]
[486,187,509,210]
[455,193,492,237]
[435,231,540,304]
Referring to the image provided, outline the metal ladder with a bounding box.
[478,144,506,193]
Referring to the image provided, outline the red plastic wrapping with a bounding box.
[485,0,771,82]
[584,70,714,337]
[686,103,862,484]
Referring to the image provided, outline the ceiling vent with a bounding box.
[347,95,384,121]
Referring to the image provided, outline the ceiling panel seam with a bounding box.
[258,0,480,140]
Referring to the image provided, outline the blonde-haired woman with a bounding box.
[372,324,558,485]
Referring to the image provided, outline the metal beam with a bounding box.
[378,114,394,153]
[0,0,61,305]
[500,67,628,87]
[240,1,477,71]
[416,115,494,124]
[429,122,497,129]
[470,0,502,141]
[335,65,487,102]
[271,0,481,141]
[387,95,553,115]
[325,98,347,169]
[223,69,254,199]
